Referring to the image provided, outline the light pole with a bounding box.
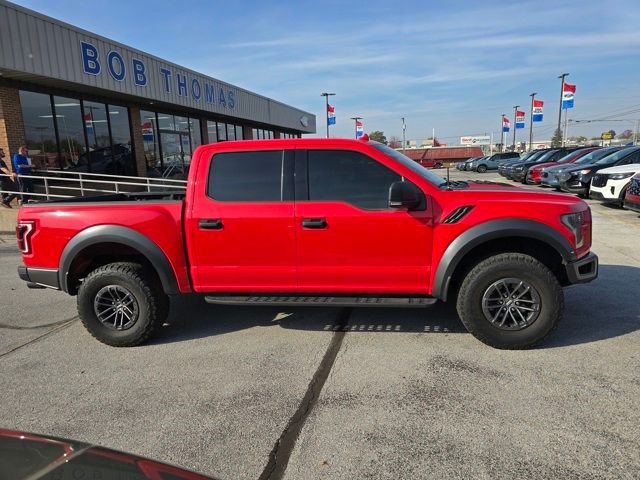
[350,116,362,139]
[557,73,569,137]
[529,93,536,151]
[401,117,406,154]
[512,105,519,151]
[500,114,506,152]
[320,92,336,138]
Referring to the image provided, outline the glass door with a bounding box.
[159,130,184,178]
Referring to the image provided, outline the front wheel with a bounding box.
[456,253,563,349]
[476,165,487,173]
[77,262,169,347]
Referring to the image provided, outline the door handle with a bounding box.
[199,219,223,230]
[302,218,327,229]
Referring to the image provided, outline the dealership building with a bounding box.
[0,0,316,178]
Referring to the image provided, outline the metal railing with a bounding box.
[1,170,187,202]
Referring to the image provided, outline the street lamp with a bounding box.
[350,116,362,139]
[401,117,406,154]
[512,105,520,151]
[320,92,336,138]
[557,73,569,136]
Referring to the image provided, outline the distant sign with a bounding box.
[460,135,491,146]
[601,133,613,140]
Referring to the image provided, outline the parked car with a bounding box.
[589,163,640,206]
[462,156,485,171]
[16,138,598,350]
[455,156,480,170]
[499,149,549,178]
[511,148,581,183]
[526,147,600,185]
[540,147,623,189]
[623,172,640,213]
[467,152,520,172]
[559,146,640,196]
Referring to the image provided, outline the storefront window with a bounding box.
[207,121,218,142]
[189,118,202,148]
[52,96,86,171]
[217,122,227,141]
[251,128,258,140]
[227,123,236,141]
[156,113,175,131]
[140,110,160,176]
[108,104,134,176]
[19,90,57,169]
[235,125,244,140]
[83,101,109,151]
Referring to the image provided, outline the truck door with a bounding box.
[294,148,433,294]
[186,148,297,292]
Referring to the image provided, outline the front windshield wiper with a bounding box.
[440,180,468,190]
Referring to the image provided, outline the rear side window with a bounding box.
[307,150,401,210]
[208,150,283,201]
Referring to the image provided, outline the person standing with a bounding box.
[12,146,33,204]
[0,148,19,208]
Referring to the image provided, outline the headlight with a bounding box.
[561,212,585,248]
[580,169,592,175]
[608,172,634,180]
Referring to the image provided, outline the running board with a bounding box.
[204,295,438,307]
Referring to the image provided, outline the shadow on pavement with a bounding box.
[152,264,640,348]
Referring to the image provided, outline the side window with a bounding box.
[308,150,401,210]
[208,150,283,201]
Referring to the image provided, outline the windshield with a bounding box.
[594,147,639,165]
[534,150,558,163]
[574,147,620,164]
[518,150,538,162]
[371,143,446,187]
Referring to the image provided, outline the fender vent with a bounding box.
[443,206,474,224]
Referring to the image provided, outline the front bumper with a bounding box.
[565,252,598,284]
[18,266,60,290]
[560,180,588,194]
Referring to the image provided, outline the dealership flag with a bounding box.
[141,121,154,142]
[355,119,364,138]
[327,104,336,125]
[515,110,525,129]
[562,83,576,109]
[532,100,544,122]
[502,116,510,132]
[83,112,94,135]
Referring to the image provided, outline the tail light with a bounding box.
[16,221,35,254]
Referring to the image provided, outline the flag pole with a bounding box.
[512,105,519,151]
[320,92,335,138]
[529,92,536,151]
[563,109,569,147]
[350,116,362,139]
[557,73,569,135]
[500,114,505,152]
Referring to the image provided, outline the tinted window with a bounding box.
[595,147,640,166]
[208,150,283,201]
[308,150,401,209]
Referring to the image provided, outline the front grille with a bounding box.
[629,177,640,196]
[541,172,548,178]
[591,174,607,187]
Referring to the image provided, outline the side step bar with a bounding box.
[204,295,438,307]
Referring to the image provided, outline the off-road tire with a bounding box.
[456,253,563,349]
[77,262,169,347]
[476,165,487,173]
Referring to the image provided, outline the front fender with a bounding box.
[432,219,575,301]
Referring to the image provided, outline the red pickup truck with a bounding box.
[16,138,598,349]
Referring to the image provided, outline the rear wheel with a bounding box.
[77,262,169,347]
[456,253,563,349]
[434,162,443,169]
[476,165,487,173]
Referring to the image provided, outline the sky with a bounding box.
[12,0,640,144]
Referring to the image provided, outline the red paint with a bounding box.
[18,138,593,296]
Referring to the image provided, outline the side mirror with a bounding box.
[388,181,425,211]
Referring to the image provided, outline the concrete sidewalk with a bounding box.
[0,206,18,233]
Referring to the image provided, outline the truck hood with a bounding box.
[596,163,640,175]
[446,183,585,208]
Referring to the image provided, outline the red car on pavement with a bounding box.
[526,147,600,185]
[16,138,598,350]
[624,172,640,213]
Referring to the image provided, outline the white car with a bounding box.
[589,163,640,206]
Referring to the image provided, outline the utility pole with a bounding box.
[432,127,435,147]
[350,116,362,139]
[512,105,519,151]
[500,114,505,153]
[634,119,639,146]
[557,73,569,135]
[320,92,335,138]
[529,92,536,151]
[401,117,406,154]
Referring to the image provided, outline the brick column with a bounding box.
[128,106,147,177]
[0,85,26,169]
[242,125,253,140]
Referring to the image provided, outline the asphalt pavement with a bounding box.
[0,170,638,479]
